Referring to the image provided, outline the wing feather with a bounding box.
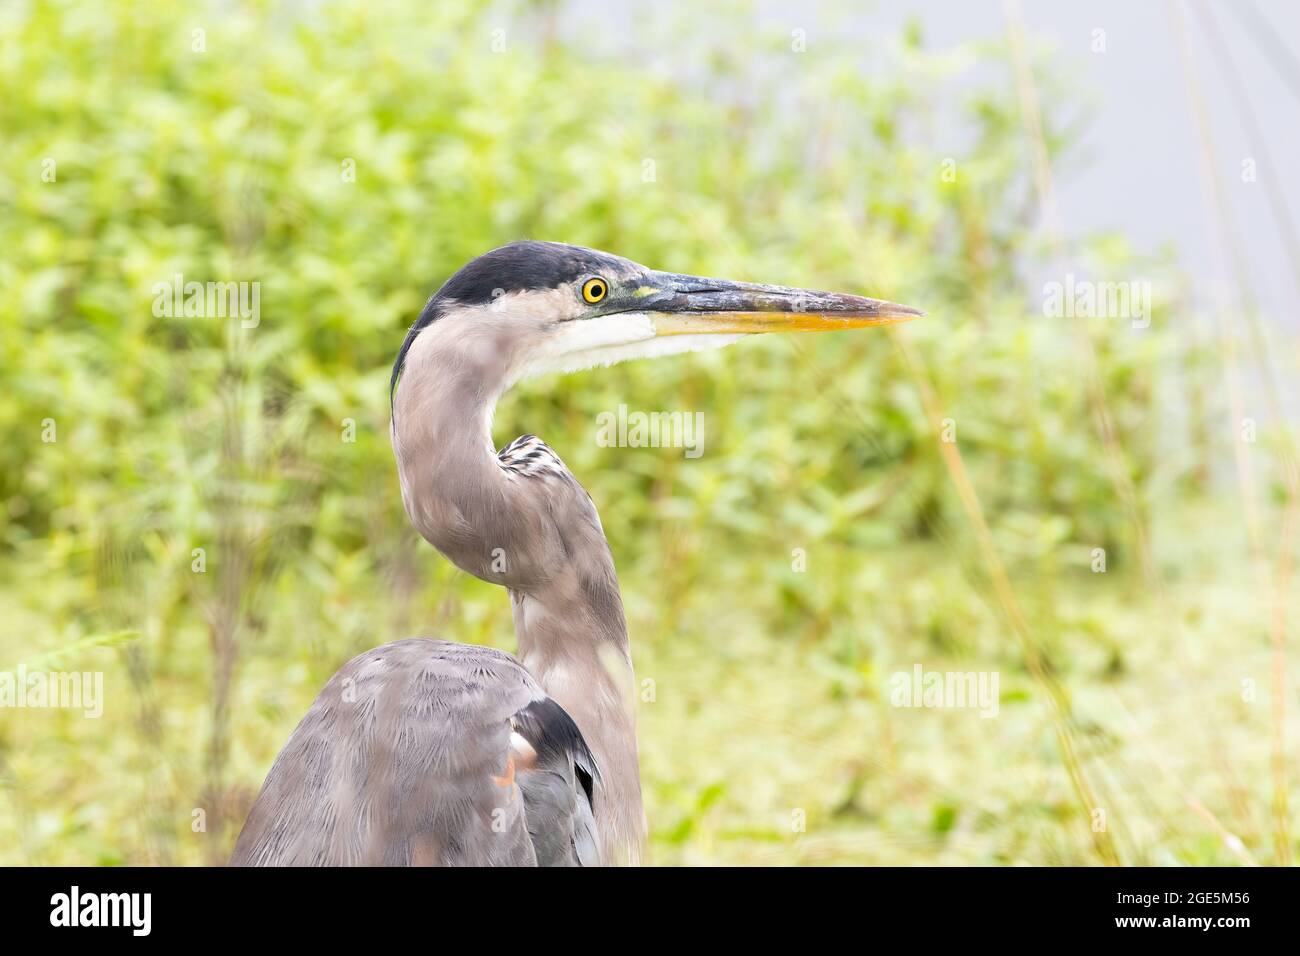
[230,639,598,866]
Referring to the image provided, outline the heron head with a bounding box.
[391,240,922,403]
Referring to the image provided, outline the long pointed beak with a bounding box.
[631,271,924,335]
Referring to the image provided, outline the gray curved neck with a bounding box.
[392,321,644,861]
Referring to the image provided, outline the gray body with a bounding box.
[230,241,919,866]
[230,639,597,866]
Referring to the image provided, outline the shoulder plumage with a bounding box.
[497,433,572,481]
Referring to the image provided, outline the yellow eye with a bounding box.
[582,277,608,304]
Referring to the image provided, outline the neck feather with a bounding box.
[391,316,645,861]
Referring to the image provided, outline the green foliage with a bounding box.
[0,0,1289,866]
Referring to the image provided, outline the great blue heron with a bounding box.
[229,241,921,866]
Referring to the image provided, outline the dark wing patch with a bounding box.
[512,696,599,808]
[511,696,601,866]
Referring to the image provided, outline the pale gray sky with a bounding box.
[565,0,1300,340]
[879,0,1300,333]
